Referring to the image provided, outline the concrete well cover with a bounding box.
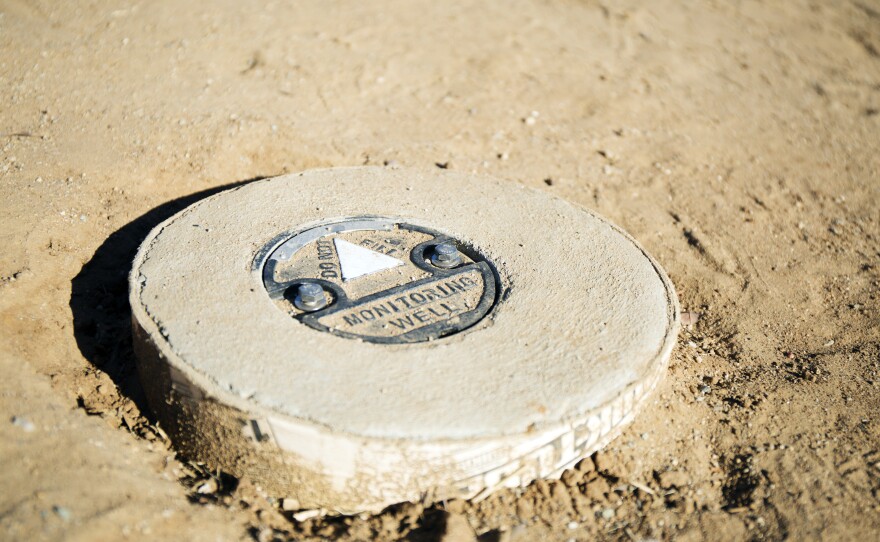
[129,166,680,512]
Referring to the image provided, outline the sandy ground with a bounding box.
[1,0,879,540]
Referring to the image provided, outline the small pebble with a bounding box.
[11,416,35,432]
[681,311,701,326]
[52,505,72,521]
[601,508,615,520]
[196,479,217,494]
[292,509,321,522]
[281,498,300,511]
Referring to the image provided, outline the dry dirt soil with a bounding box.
[2,0,880,540]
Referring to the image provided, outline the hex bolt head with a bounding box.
[430,242,463,269]
[294,282,329,312]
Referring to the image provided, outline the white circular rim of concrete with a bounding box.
[130,166,680,512]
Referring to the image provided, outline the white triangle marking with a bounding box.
[334,238,403,281]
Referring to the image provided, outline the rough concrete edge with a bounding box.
[131,309,672,512]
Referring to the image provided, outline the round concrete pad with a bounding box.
[130,166,679,512]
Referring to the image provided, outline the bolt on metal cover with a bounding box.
[430,242,463,269]
[293,283,329,312]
